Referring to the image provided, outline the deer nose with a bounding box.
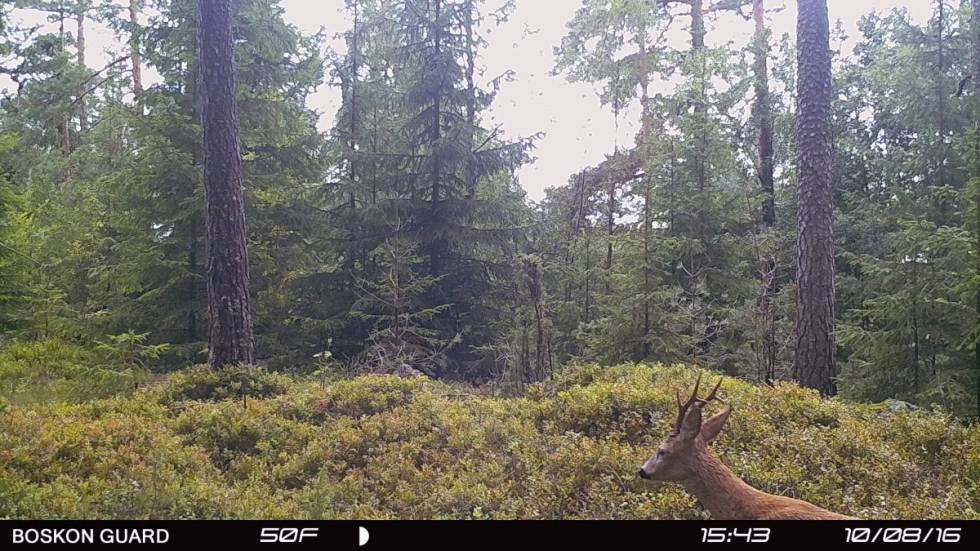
[638,469,650,479]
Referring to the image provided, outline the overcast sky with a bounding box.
[6,1,932,201]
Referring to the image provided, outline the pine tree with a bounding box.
[793,0,836,395]
[197,0,254,368]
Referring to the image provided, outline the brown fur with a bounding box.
[675,439,852,520]
[639,376,854,520]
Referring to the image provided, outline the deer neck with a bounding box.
[680,444,765,520]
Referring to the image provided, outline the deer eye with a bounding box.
[656,450,666,458]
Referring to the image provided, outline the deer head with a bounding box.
[638,373,732,482]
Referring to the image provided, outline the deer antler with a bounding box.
[672,372,702,434]
[672,373,724,434]
[699,377,725,406]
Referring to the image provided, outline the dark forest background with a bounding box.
[0,0,977,417]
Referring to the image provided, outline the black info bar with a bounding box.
[1,520,976,549]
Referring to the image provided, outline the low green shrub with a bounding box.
[161,364,290,404]
[0,363,976,519]
[0,398,225,519]
[314,374,424,418]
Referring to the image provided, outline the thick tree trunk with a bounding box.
[198,0,255,368]
[793,0,836,394]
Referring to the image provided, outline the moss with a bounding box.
[0,363,976,519]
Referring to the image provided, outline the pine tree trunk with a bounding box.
[348,0,358,211]
[58,4,71,155]
[76,8,87,132]
[755,0,775,230]
[643,171,652,357]
[793,0,836,395]
[691,0,706,195]
[584,208,592,323]
[678,0,708,356]
[936,0,949,224]
[640,34,652,357]
[605,178,614,294]
[198,0,255,368]
[972,0,979,417]
[429,0,444,276]
[129,0,143,115]
[130,0,142,97]
[690,0,705,51]
[464,0,477,199]
[754,0,777,382]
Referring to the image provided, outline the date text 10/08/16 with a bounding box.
[845,527,961,543]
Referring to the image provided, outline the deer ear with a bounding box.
[699,406,732,443]
[679,404,703,440]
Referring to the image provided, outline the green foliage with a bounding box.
[313,0,537,378]
[833,3,977,415]
[0,2,973,527]
[539,0,979,414]
[0,0,328,369]
[94,331,170,370]
[479,253,556,393]
[1,363,975,519]
[315,374,424,418]
[0,338,145,404]
[349,237,453,375]
[0,131,21,333]
[162,364,289,404]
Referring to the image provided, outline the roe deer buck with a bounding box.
[637,374,854,520]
